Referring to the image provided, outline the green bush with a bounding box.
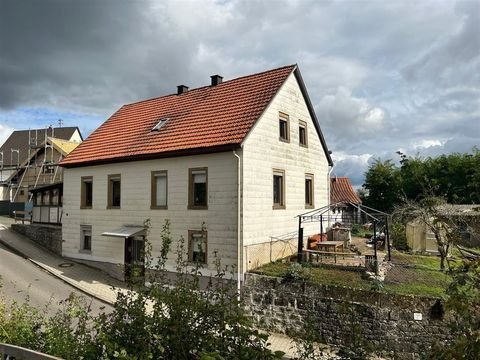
[0,219,285,360]
[391,222,408,250]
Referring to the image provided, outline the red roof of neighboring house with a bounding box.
[61,65,332,168]
[330,177,362,204]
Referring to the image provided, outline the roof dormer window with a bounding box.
[152,118,169,131]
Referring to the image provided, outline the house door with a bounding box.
[124,236,145,280]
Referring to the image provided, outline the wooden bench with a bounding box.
[13,210,32,224]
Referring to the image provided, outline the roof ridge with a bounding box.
[123,64,297,108]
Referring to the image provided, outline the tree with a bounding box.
[393,197,468,271]
[428,256,480,359]
[362,159,401,212]
[361,149,480,213]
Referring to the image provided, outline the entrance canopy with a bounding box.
[102,226,145,238]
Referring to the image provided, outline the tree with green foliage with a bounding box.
[362,159,401,212]
[362,149,480,212]
[428,257,480,359]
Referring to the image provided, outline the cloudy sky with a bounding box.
[0,0,479,186]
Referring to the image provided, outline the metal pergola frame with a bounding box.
[296,202,391,274]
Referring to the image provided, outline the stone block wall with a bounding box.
[11,223,62,255]
[243,273,452,359]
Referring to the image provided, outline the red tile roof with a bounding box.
[61,65,303,167]
[330,177,362,204]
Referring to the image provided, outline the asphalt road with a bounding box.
[0,242,112,315]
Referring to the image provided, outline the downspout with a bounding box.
[233,150,242,301]
[327,164,334,228]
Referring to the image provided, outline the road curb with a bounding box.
[0,236,115,307]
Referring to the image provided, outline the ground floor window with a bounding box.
[188,230,207,264]
[80,225,92,252]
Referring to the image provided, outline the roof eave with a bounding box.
[60,143,241,168]
[293,67,334,166]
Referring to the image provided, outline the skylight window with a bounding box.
[152,118,169,131]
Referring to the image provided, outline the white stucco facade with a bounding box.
[62,71,331,277]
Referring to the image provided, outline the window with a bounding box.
[81,176,93,208]
[273,169,285,209]
[42,191,50,206]
[189,168,208,209]
[305,174,314,208]
[299,120,308,147]
[151,171,168,209]
[51,188,59,206]
[188,230,207,264]
[80,225,92,252]
[279,112,290,142]
[108,174,121,208]
[152,117,169,131]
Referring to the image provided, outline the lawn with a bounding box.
[251,250,452,297]
[383,251,451,297]
[250,261,372,290]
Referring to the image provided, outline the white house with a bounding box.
[60,65,333,282]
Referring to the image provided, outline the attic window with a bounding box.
[152,118,169,131]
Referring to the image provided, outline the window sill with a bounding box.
[107,206,121,210]
[272,204,286,210]
[279,137,290,143]
[151,206,168,210]
[300,143,308,148]
[305,205,315,209]
[80,206,92,209]
[188,205,208,210]
[79,249,92,254]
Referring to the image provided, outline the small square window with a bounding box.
[279,113,290,142]
[273,169,285,209]
[188,168,208,209]
[81,225,92,252]
[299,121,308,147]
[188,230,207,264]
[108,175,121,209]
[305,174,314,208]
[151,171,168,209]
[81,176,93,208]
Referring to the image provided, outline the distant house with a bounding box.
[0,127,82,204]
[406,204,480,253]
[60,65,333,281]
[330,177,362,225]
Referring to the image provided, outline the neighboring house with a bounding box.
[406,204,480,253]
[0,127,82,204]
[330,177,362,225]
[60,65,333,281]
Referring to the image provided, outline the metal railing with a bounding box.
[0,343,62,360]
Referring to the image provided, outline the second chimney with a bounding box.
[210,75,223,86]
[177,85,189,95]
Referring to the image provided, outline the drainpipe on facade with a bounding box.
[233,150,242,302]
[327,164,334,228]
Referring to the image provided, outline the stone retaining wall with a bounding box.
[243,273,452,359]
[11,223,62,255]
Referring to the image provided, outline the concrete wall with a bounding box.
[244,273,452,359]
[242,72,330,269]
[11,223,62,255]
[62,152,238,276]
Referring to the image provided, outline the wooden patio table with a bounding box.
[316,241,344,263]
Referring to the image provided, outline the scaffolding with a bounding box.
[0,126,65,205]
